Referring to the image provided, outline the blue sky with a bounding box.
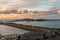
[0,0,60,10]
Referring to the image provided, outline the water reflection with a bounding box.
[0,25,29,36]
[12,21,60,28]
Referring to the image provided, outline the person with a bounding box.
[43,33,45,39]
[0,34,1,39]
[16,35,21,40]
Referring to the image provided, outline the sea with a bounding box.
[12,21,60,28]
[0,25,29,36]
[0,14,60,35]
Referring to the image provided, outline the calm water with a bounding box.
[1,21,60,36]
[0,25,29,35]
[13,21,60,28]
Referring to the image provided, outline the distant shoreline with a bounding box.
[8,19,60,22]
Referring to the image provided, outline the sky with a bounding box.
[0,0,60,11]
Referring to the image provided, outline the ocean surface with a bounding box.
[0,25,29,35]
[0,14,60,35]
[12,21,60,28]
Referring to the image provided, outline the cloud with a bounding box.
[0,1,6,4]
[22,0,42,7]
[0,0,43,7]
[0,0,59,10]
[7,0,42,8]
[0,0,25,9]
[0,0,11,4]
[49,0,56,2]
